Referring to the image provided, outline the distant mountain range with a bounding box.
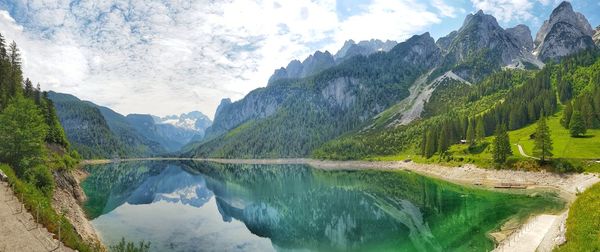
[183,1,599,159]
[48,92,212,158]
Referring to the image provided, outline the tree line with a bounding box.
[0,33,76,196]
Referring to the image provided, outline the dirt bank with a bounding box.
[53,169,105,251]
[201,158,599,197]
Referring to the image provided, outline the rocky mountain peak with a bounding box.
[334,39,398,61]
[436,31,458,51]
[267,51,335,85]
[446,10,523,67]
[506,24,534,52]
[215,98,232,117]
[534,1,595,61]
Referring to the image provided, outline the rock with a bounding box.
[534,1,595,61]
[334,39,398,61]
[594,26,600,46]
[301,50,335,78]
[443,9,528,78]
[436,30,458,51]
[267,51,334,85]
[507,24,534,51]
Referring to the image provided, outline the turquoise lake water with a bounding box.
[81,160,563,252]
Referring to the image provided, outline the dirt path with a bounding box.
[493,215,559,252]
[0,181,74,252]
[516,144,539,160]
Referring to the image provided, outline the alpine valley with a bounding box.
[1,1,600,252]
[183,1,600,164]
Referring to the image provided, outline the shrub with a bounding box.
[24,165,55,197]
[550,159,583,173]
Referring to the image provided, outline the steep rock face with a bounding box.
[534,1,595,61]
[269,39,398,85]
[506,24,534,51]
[436,31,458,52]
[204,87,290,139]
[267,52,334,85]
[214,98,232,117]
[334,39,397,61]
[593,26,600,46]
[321,77,360,109]
[301,51,335,78]
[445,10,523,67]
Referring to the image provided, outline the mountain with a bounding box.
[533,1,596,61]
[594,26,600,46]
[334,39,398,61]
[440,10,536,81]
[267,51,335,85]
[506,24,534,52]
[188,32,441,158]
[188,1,600,160]
[268,39,398,85]
[436,31,458,52]
[48,92,164,158]
[154,111,212,138]
[127,111,213,152]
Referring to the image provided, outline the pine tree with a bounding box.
[533,115,553,162]
[8,41,22,98]
[466,118,475,145]
[424,129,436,158]
[437,124,449,154]
[561,101,573,129]
[569,110,586,137]
[24,78,33,97]
[475,117,485,142]
[492,124,512,164]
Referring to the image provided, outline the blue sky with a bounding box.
[0,0,598,118]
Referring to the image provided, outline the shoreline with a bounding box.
[83,157,599,198]
[81,157,599,251]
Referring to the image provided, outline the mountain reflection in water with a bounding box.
[81,161,563,252]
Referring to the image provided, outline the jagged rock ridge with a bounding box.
[534,1,596,61]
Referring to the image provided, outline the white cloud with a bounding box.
[470,0,535,22]
[432,0,462,18]
[0,0,442,118]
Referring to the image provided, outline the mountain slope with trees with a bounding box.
[188,2,597,160]
[186,33,442,158]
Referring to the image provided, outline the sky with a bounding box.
[0,0,598,118]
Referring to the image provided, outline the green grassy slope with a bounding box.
[556,182,600,252]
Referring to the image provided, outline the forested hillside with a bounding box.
[0,33,96,251]
[186,33,441,158]
[315,50,600,171]
[188,2,598,162]
[48,92,165,159]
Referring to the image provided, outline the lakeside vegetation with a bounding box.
[556,182,600,252]
[0,33,96,251]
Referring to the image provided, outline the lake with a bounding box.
[81,161,564,252]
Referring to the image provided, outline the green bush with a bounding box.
[24,165,55,197]
[550,159,583,173]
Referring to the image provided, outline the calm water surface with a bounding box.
[81,161,563,252]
